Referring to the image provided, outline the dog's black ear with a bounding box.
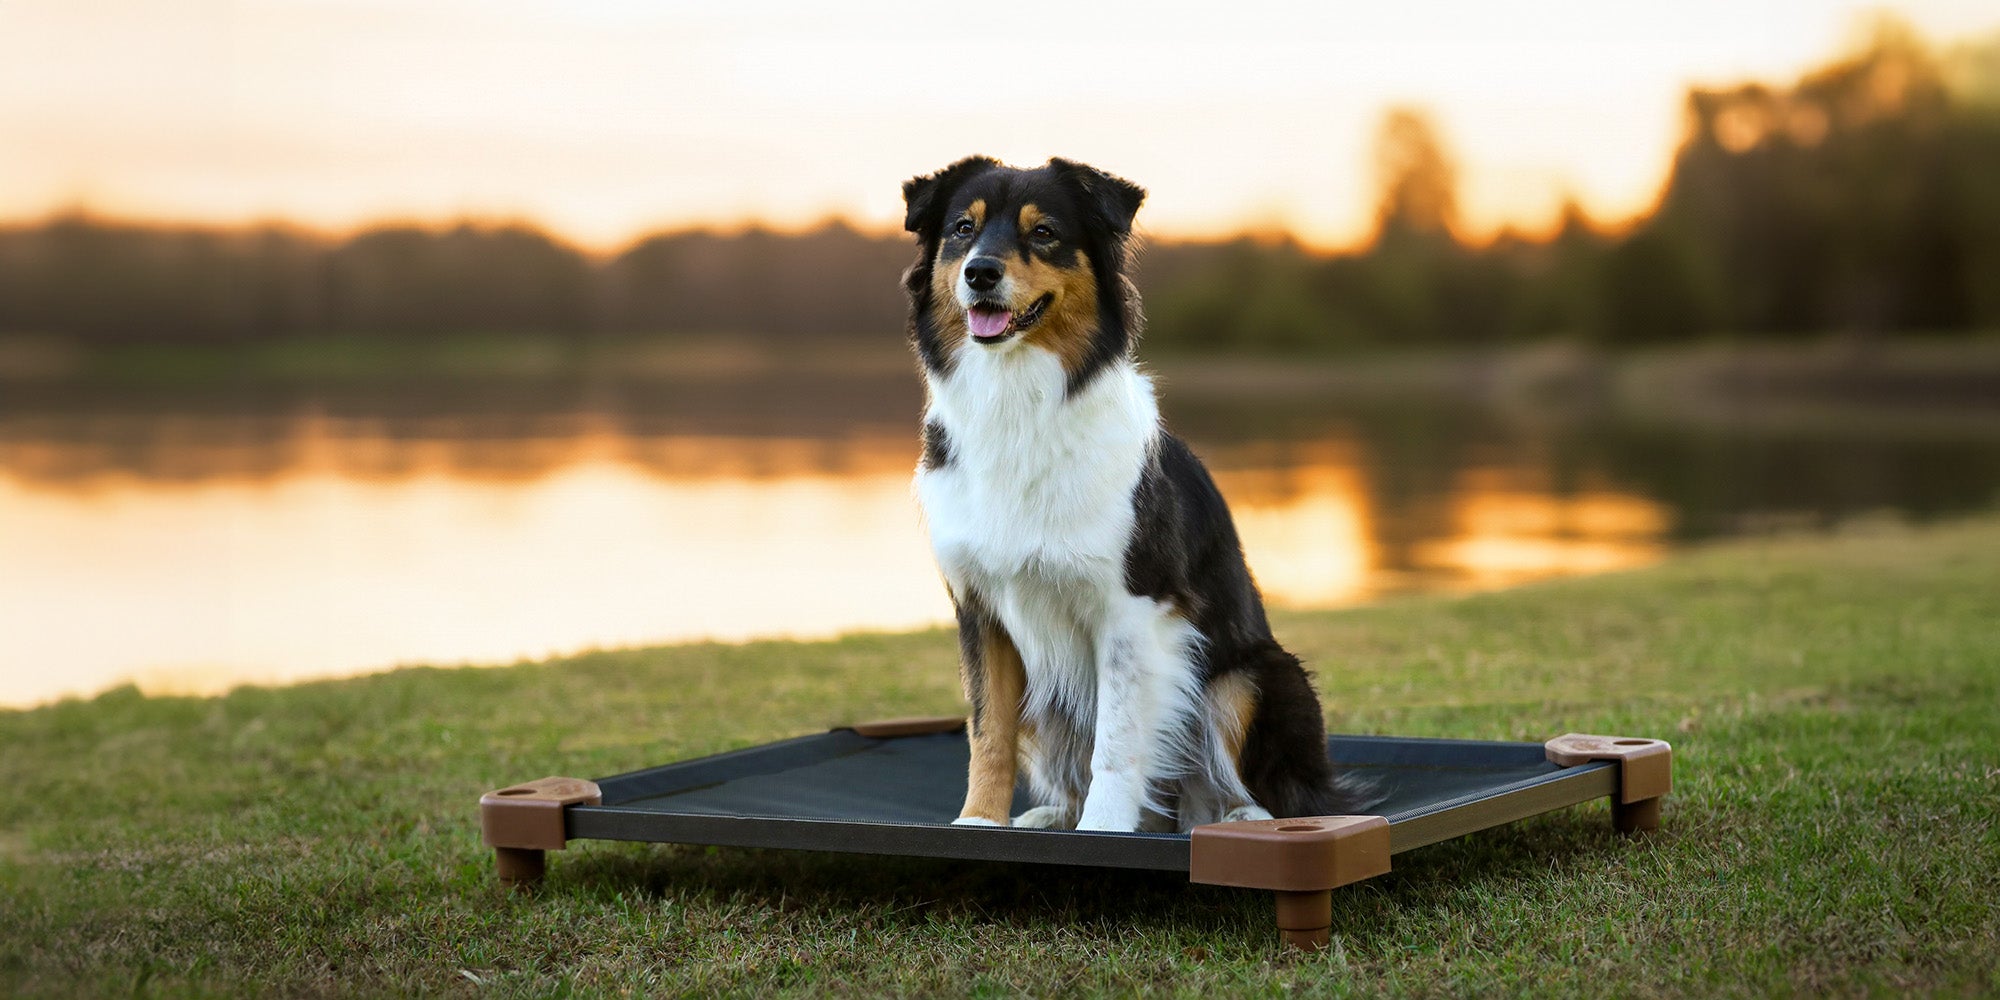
[1050,158,1146,238]
[903,156,1000,234]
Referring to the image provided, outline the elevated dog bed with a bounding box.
[480,718,1670,950]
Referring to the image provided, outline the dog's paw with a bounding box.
[1075,817,1138,832]
[1222,804,1275,823]
[1010,805,1072,829]
[1075,776,1145,832]
[1074,804,1142,832]
[951,816,1004,827]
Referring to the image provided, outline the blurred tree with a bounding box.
[225,226,329,339]
[1501,200,1608,342]
[1371,107,1461,246]
[1598,226,1719,344]
[1647,16,1975,338]
[0,215,245,342]
[1359,107,1465,346]
[1145,238,1360,353]
[326,223,592,336]
[1943,32,2000,328]
[604,221,908,339]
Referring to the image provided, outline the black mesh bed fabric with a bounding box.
[563,730,1619,871]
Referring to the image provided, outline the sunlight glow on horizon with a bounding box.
[3,1,1997,252]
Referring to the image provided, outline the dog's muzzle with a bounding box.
[967,293,1053,343]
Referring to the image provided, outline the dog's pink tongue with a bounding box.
[968,307,1012,340]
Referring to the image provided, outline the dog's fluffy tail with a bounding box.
[1301,762,1387,818]
[1236,643,1384,818]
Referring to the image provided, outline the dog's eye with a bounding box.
[1031,224,1056,240]
[952,219,975,237]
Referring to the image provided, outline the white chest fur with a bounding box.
[914,347,1159,712]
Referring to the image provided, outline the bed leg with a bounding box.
[1545,734,1671,836]
[480,776,601,892]
[1274,889,1333,951]
[1190,815,1388,952]
[1612,796,1662,834]
[493,846,546,888]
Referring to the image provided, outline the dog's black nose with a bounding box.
[963,257,1004,292]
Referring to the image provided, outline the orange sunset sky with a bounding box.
[3,0,1997,252]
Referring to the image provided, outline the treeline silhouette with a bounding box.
[1,25,1994,352]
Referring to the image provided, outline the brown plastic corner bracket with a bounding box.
[1545,732,1671,832]
[1189,815,1390,951]
[846,715,967,738]
[479,776,601,888]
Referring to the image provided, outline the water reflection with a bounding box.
[1417,485,1666,588]
[0,457,949,706]
[3,374,1996,708]
[0,422,1662,707]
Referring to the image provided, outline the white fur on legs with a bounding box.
[1076,596,1204,832]
[1076,771,1146,831]
[951,816,1003,827]
[1011,805,1072,829]
[1222,804,1274,823]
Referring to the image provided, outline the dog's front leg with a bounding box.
[952,606,1025,826]
[1076,600,1188,831]
[1076,628,1150,831]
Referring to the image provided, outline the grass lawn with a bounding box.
[3,517,1996,997]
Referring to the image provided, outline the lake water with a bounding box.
[4,364,1997,708]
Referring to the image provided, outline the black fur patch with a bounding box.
[1124,434,1267,647]
[920,420,952,470]
[1235,644,1355,816]
[902,259,952,377]
[1126,434,1360,817]
[903,156,999,236]
[953,588,994,735]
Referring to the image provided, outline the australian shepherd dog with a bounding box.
[902,156,1353,833]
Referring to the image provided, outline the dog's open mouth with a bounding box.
[967,294,1053,343]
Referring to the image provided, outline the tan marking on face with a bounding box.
[926,198,990,355]
[1018,252,1100,376]
[958,621,1025,824]
[1017,204,1044,232]
[1210,672,1259,779]
[927,257,968,356]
